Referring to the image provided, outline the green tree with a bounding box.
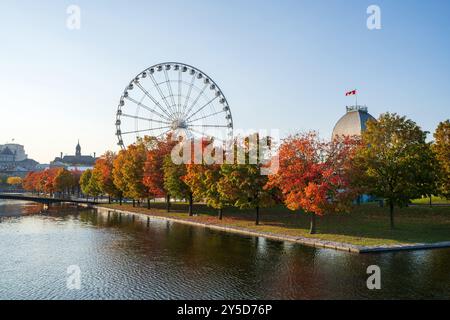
[80,169,101,200]
[163,154,193,215]
[80,169,92,197]
[354,113,437,229]
[1,175,9,186]
[217,134,278,225]
[433,120,450,199]
[88,169,102,199]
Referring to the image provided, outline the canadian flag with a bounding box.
[345,90,357,96]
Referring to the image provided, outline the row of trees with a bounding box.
[23,168,81,197]
[22,114,450,233]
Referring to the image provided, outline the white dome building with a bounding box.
[332,106,376,139]
[0,143,28,162]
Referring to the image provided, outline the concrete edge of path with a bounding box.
[80,204,450,254]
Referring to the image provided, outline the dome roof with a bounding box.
[332,106,376,138]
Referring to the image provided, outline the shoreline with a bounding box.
[81,204,450,254]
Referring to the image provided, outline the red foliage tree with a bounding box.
[143,135,177,209]
[268,132,359,234]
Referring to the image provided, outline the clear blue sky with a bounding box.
[1,0,449,163]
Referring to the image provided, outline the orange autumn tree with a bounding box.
[93,151,120,203]
[268,132,359,234]
[143,134,177,210]
[112,139,147,206]
[120,138,149,206]
[23,172,38,193]
[41,168,60,196]
[23,170,49,194]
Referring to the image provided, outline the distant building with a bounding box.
[332,105,376,139]
[332,105,377,204]
[0,143,28,162]
[50,141,97,169]
[0,147,15,162]
[0,143,39,176]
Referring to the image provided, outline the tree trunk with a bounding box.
[147,198,151,209]
[132,199,135,207]
[218,208,223,220]
[389,202,395,229]
[108,196,111,204]
[255,206,260,225]
[429,195,432,207]
[119,197,122,205]
[188,193,193,216]
[309,212,316,234]
[166,194,171,212]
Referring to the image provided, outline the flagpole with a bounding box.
[355,89,358,106]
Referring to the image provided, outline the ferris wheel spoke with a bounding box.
[188,127,226,143]
[188,124,230,128]
[185,110,225,124]
[177,69,182,117]
[121,125,172,135]
[134,81,173,120]
[149,74,177,119]
[180,74,196,117]
[163,69,177,114]
[121,113,170,125]
[156,128,172,139]
[184,83,208,120]
[185,96,219,121]
[125,96,172,122]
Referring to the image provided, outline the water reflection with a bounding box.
[0,201,449,300]
[0,200,43,217]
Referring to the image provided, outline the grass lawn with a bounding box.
[99,201,450,247]
[411,196,450,205]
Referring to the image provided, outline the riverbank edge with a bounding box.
[80,204,450,254]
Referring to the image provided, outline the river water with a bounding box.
[0,200,448,300]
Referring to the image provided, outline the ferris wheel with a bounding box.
[115,62,233,148]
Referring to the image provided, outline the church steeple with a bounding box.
[76,140,81,157]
